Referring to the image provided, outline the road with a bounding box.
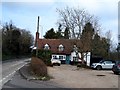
[1,58,64,89]
[2,71,64,89]
[1,58,30,89]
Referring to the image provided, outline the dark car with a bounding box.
[112,60,120,75]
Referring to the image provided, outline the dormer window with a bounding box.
[44,44,50,50]
[58,44,64,51]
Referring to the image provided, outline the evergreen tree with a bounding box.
[44,28,56,39]
[92,33,101,56]
[64,27,69,39]
[92,33,110,58]
[58,23,62,32]
[55,31,63,39]
[80,22,94,52]
[44,28,63,39]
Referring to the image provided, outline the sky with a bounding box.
[1,0,119,44]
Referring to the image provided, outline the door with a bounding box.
[102,61,113,69]
[66,55,70,64]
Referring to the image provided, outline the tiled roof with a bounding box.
[37,39,82,54]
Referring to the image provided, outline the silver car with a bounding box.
[91,60,115,70]
[51,59,61,66]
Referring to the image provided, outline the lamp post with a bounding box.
[116,43,120,59]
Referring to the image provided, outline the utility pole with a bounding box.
[36,16,40,57]
[117,3,120,59]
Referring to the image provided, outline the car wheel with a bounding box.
[58,64,60,66]
[51,64,53,67]
[96,65,102,70]
[114,72,119,75]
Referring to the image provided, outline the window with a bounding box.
[59,56,63,59]
[104,61,112,64]
[73,57,78,61]
[44,44,50,50]
[53,55,58,59]
[58,44,64,51]
[52,55,66,60]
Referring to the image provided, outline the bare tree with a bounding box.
[56,6,101,39]
[105,30,113,49]
[105,30,113,58]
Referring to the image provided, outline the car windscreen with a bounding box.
[116,61,120,64]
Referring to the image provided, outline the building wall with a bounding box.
[51,54,66,64]
[71,52,82,62]
[83,52,91,66]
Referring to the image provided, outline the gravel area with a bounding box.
[48,65,118,88]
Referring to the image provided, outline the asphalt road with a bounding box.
[2,71,64,89]
[1,59,64,89]
[1,58,30,89]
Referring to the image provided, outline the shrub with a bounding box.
[30,57,47,76]
[31,49,52,66]
[31,50,36,57]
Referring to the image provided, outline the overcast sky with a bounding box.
[1,0,119,44]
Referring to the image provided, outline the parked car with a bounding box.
[112,60,120,75]
[51,59,61,66]
[91,60,115,70]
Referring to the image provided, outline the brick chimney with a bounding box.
[35,16,40,47]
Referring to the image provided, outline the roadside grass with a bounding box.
[2,54,31,61]
[2,54,17,61]
[35,75,53,81]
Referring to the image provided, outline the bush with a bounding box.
[32,49,52,66]
[31,50,36,57]
[30,57,47,76]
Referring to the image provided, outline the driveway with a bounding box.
[48,65,118,88]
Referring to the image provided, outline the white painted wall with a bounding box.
[71,52,76,61]
[83,52,91,66]
[71,51,82,62]
[86,52,91,66]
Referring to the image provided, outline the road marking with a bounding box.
[10,62,24,67]
[0,63,27,85]
[0,70,16,83]
[1,58,30,88]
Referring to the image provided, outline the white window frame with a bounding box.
[44,44,50,50]
[52,54,66,60]
[58,44,64,51]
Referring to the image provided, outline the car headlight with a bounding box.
[92,64,96,66]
